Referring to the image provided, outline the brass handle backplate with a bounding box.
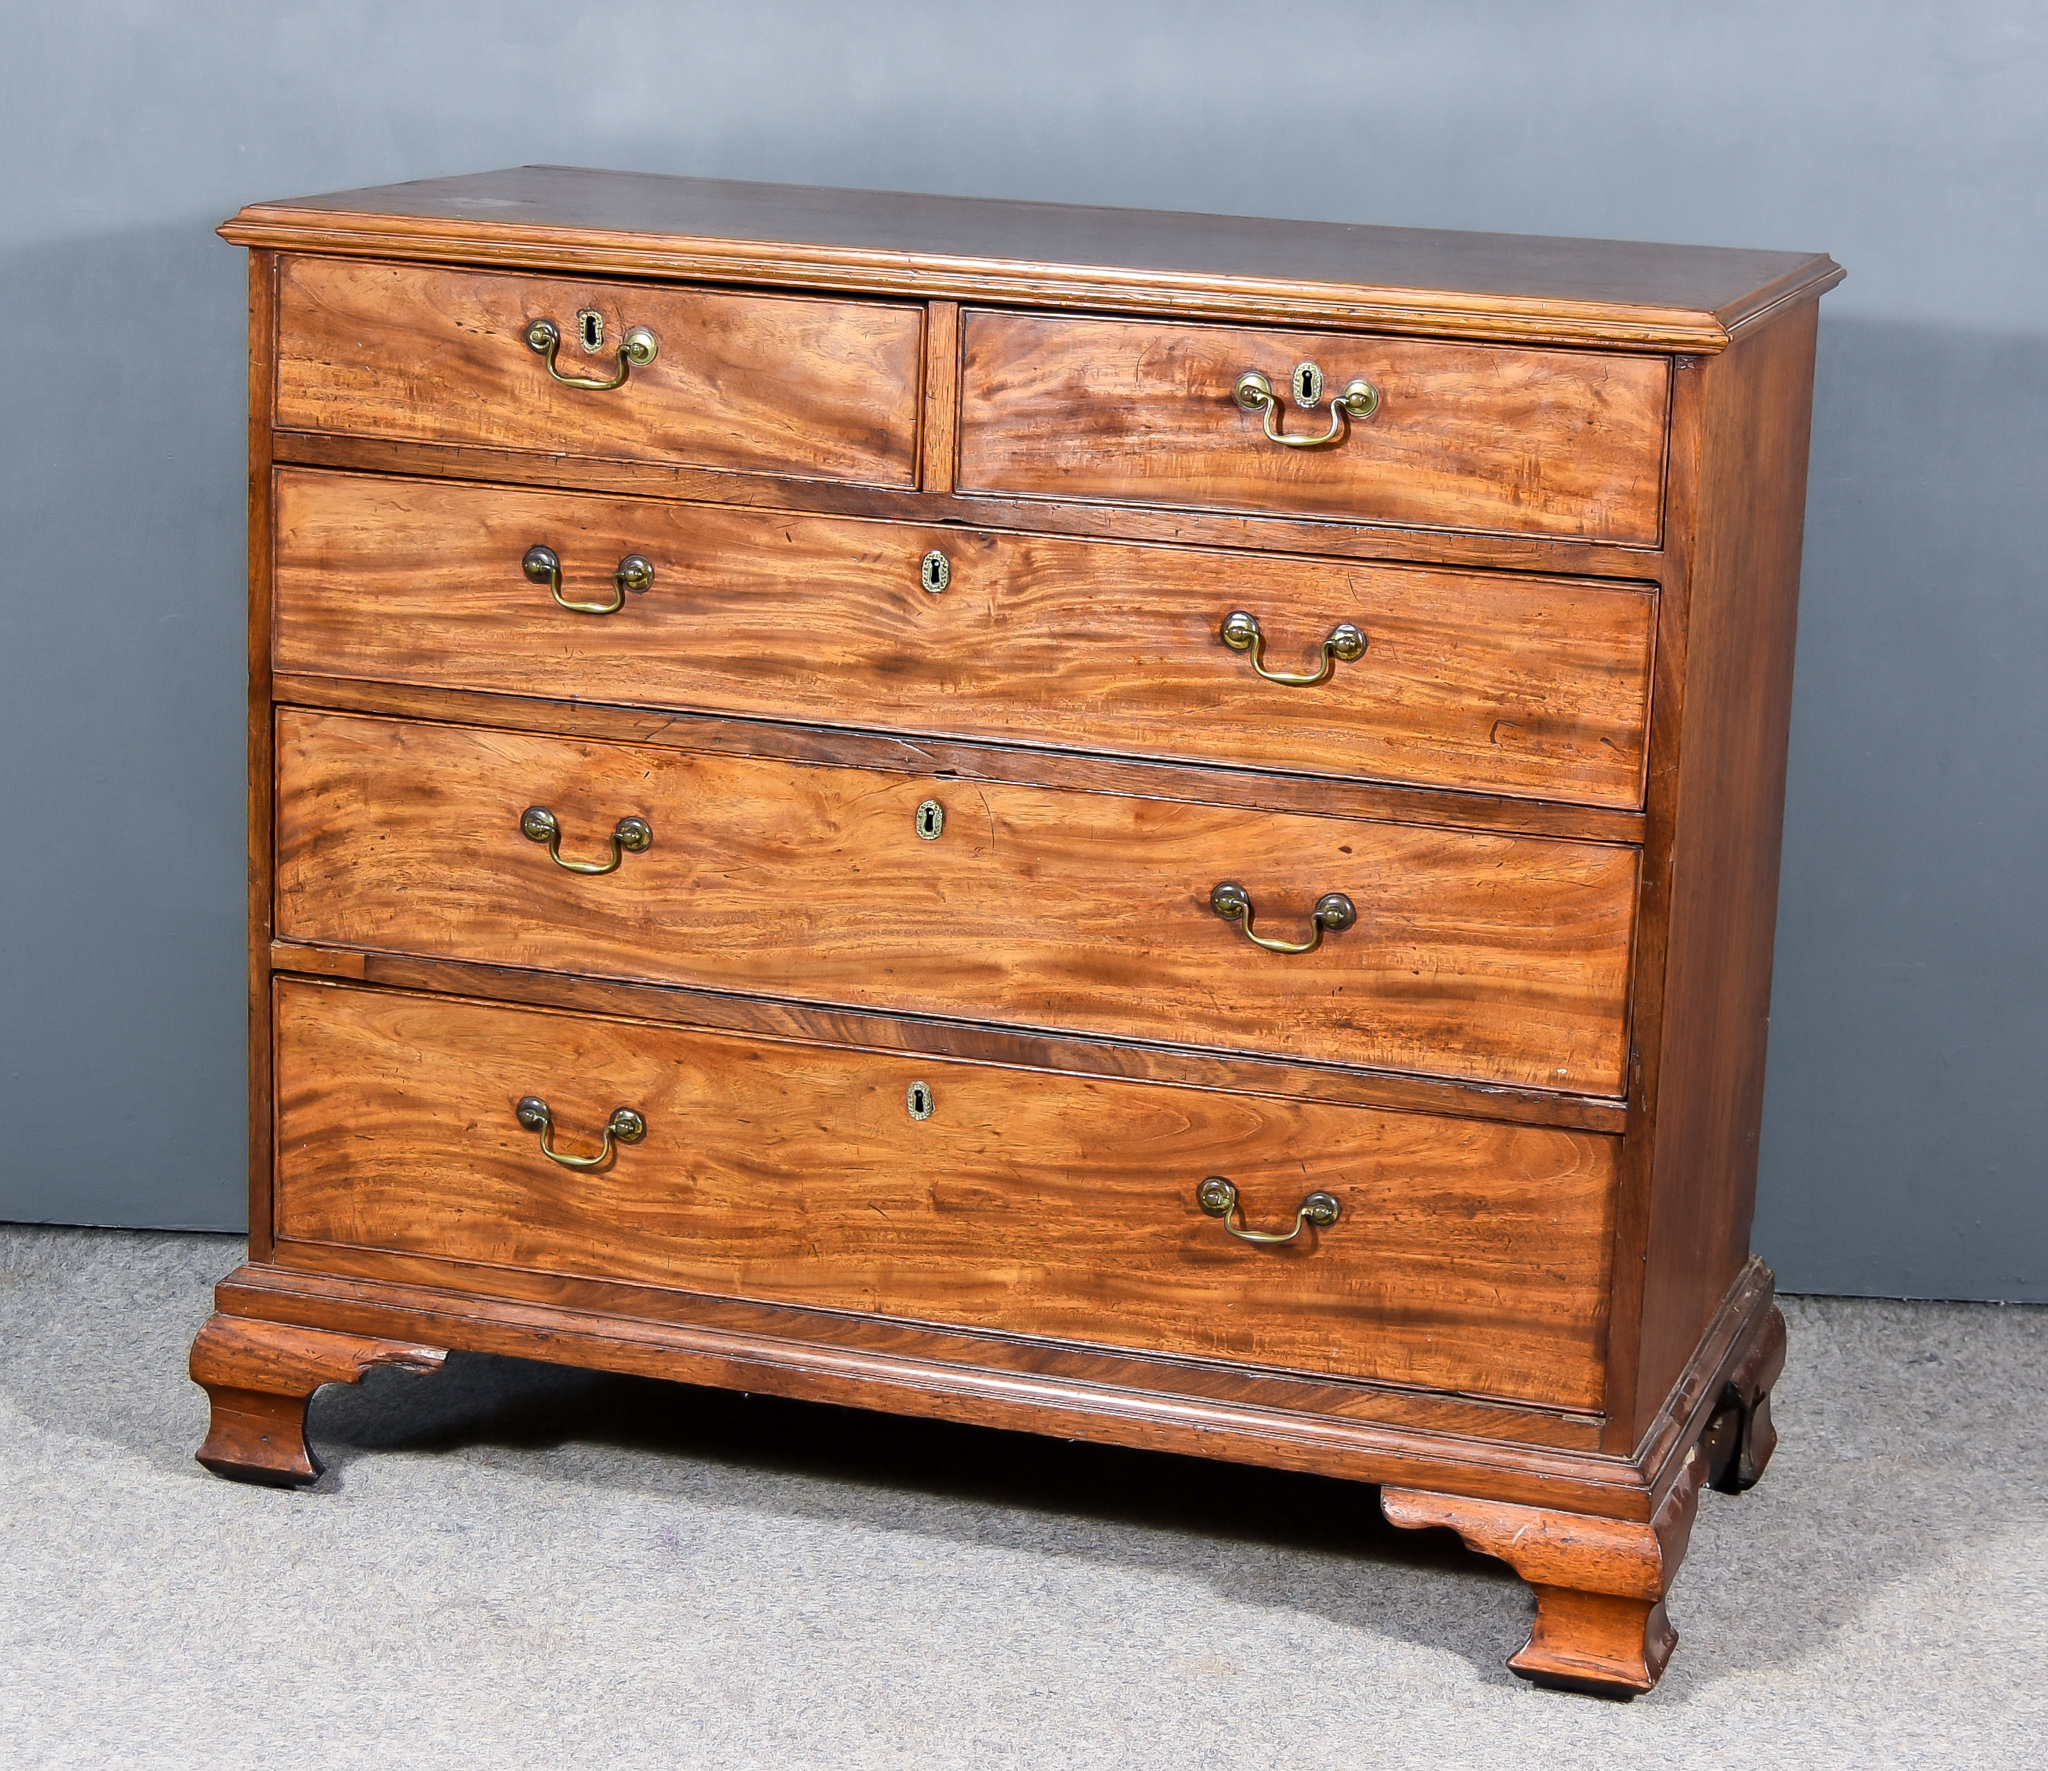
[1197,1176,1341,1245]
[519,805,653,875]
[525,317,658,391]
[1233,366,1379,449]
[1210,881,1356,954]
[1220,610,1366,686]
[523,545,655,615]
[515,1096,646,1170]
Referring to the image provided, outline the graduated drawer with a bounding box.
[957,311,1670,544]
[274,710,1637,1094]
[274,979,1619,1409]
[274,468,1655,810]
[273,256,924,488]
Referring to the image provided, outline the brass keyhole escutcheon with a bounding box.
[576,308,604,352]
[906,1080,935,1120]
[1291,361,1325,408]
[915,798,945,840]
[920,550,951,594]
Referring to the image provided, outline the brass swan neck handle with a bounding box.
[519,806,653,876]
[1197,1176,1341,1245]
[515,1097,646,1170]
[525,317,658,391]
[1220,610,1366,687]
[523,545,654,616]
[1233,367,1379,449]
[1210,882,1356,954]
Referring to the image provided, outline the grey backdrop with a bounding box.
[2,1,2041,1299]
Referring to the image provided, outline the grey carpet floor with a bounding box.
[1,1228,2043,1770]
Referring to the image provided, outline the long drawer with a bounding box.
[274,979,1619,1408]
[957,310,1670,543]
[273,709,1638,1094]
[274,467,1656,809]
[273,257,924,487]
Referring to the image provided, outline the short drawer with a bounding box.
[273,256,924,487]
[275,468,1655,809]
[274,710,1638,1094]
[274,979,1618,1409]
[957,311,1670,544]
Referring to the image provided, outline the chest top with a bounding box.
[222,163,1840,352]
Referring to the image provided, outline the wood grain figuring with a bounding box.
[959,312,1670,544]
[273,979,1618,1408]
[219,1260,1632,1507]
[270,672,1648,849]
[1382,1424,1708,1695]
[272,467,1657,808]
[188,1312,446,1486]
[223,166,1843,352]
[263,1237,1605,1450]
[207,173,1837,1695]
[1629,303,1820,1435]
[213,1238,1787,1516]
[272,427,1688,586]
[919,300,960,491]
[247,251,280,1261]
[268,939,1635,1134]
[1591,354,1710,1447]
[274,256,924,487]
[272,709,1640,1093]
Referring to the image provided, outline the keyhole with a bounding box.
[577,309,604,352]
[915,798,945,840]
[906,1081,934,1120]
[920,550,951,595]
[1292,361,1324,407]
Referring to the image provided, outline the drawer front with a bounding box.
[275,468,1655,809]
[958,310,1669,544]
[274,710,1638,1094]
[275,980,1618,1408]
[274,256,924,487]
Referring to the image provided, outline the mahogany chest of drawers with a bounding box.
[191,167,1839,1696]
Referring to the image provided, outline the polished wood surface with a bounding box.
[274,256,924,487]
[246,251,280,1262]
[224,165,1842,351]
[273,467,1657,807]
[209,169,1833,1696]
[273,709,1639,1092]
[1384,1436,1706,1696]
[271,671,1648,848]
[189,1312,446,1486]
[275,979,1618,1407]
[271,1239,1610,1453]
[270,939,1634,1133]
[1623,304,1822,1440]
[273,426,1685,585]
[207,1248,1782,1521]
[958,311,1670,544]
[918,298,961,491]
